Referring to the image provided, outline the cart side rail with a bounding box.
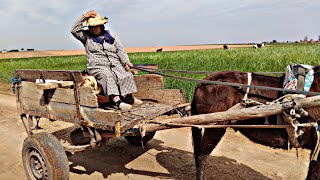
[17,81,122,131]
[15,69,83,82]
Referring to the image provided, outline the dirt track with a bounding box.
[0,91,312,180]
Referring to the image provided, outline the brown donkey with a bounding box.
[191,67,320,180]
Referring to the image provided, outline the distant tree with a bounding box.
[272,40,277,43]
[310,38,313,42]
[318,35,320,41]
[21,48,24,51]
[304,36,308,41]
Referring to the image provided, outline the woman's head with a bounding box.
[86,12,107,36]
[85,12,108,35]
[88,25,104,36]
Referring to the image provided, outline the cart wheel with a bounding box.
[22,132,69,180]
[125,132,156,146]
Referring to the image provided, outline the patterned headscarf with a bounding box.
[90,31,115,44]
[87,25,115,44]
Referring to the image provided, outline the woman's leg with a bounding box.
[111,95,121,103]
[110,95,132,111]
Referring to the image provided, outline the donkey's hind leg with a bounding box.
[192,127,226,180]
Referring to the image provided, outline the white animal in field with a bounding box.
[253,43,265,49]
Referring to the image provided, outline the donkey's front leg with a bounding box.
[193,127,226,180]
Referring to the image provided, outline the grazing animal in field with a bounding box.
[253,43,265,49]
[156,48,163,52]
[191,66,320,180]
[8,49,19,52]
[223,44,229,50]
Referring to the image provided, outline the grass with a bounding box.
[1,43,320,102]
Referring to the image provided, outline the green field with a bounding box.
[1,43,320,102]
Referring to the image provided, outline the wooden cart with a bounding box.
[14,69,188,180]
[15,69,320,180]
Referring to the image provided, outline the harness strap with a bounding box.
[311,130,320,161]
[297,67,306,92]
[243,73,252,101]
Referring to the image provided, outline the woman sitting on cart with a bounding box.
[71,10,142,111]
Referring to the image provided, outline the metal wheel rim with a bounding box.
[26,146,48,180]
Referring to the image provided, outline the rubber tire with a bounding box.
[125,132,156,146]
[22,132,69,180]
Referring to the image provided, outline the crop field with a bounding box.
[1,43,320,102]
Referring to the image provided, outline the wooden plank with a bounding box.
[133,74,185,104]
[36,81,74,90]
[133,89,185,105]
[49,88,98,107]
[120,103,174,132]
[20,81,98,107]
[143,95,320,132]
[20,81,45,100]
[134,74,164,90]
[20,96,47,116]
[84,106,124,130]
[48,102,123,129]
[301,95,320,108]
[162,124,293,129]
[15,69,82,82]
[19,97,123,131]
[143,103,284,132]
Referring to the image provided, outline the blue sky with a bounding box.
[0,0,319,50]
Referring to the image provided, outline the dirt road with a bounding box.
[0,92,312,179]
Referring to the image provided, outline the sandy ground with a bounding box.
[0,44,253,59]
[0,87,312,180]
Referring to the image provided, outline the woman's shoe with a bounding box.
[118,102,132,112]
[133,97,143,105]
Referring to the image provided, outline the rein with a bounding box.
[136,67,284,75]
[132,66,320,96]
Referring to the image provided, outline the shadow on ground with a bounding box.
[66,137,271,180]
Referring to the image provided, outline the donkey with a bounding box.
[191,67,320,180]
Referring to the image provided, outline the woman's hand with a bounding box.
[125,61,133,70]
[83,10,96,18]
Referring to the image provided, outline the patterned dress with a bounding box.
[71,15,137,96]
